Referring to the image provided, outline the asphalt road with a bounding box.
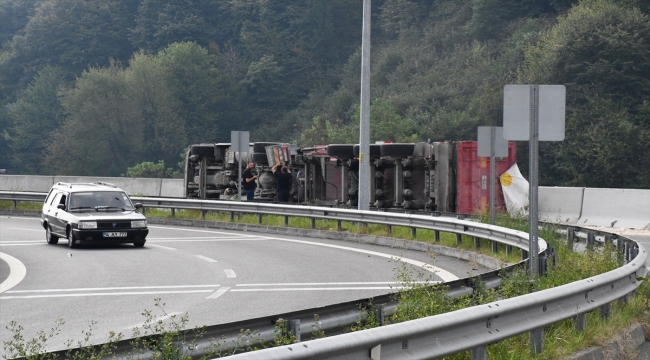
[0,215,488,353]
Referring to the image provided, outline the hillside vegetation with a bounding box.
[0,0,649,188]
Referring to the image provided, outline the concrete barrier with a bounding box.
[0,175,183,198]
[0,175,55,192]
[538,187,584,224]
[161,179,185,197]
[579,188,650,230]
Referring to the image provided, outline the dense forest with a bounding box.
[0,0,649,188]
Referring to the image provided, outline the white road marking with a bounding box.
[0,290,214,300]
[127,312,184,330]
[146,244,177,250]
[224,269,236,278]
[149,226,459,282]
[149,238,267,242]
[231,287,404,292]
[236,281,435,287]
[195,255,218,263]
[149,226,264,238]
[207,286,230,299]
[6,284,220,293]
[0,252,27,293]
[2,227,43,232]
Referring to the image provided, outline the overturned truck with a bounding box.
[184,141,516,214]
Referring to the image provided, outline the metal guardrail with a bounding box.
[1,191,646,360]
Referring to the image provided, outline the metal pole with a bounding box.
[358,0,371,211]
[238,132,242,202]
[490,127,496,225]
[529,85,540,280]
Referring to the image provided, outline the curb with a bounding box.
[567,323,650,360]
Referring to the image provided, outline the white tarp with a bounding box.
[500,163,529,217]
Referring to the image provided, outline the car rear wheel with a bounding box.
[46,225,59,245]
[133,242,145,248]
[68,230,78,248]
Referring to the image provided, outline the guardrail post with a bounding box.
[470,346,486,360]
[604,233,612,245]
[142,206,146,216]
[411,227,416,238]
[530,327,543,355]
[567,227,574,251]
[434,230,440,242]
[229,212,234,221]
[599,302,611,319]
[456,233,462,245]
[287,319,301,342]
[257,213,262,224]
[201,210,206,220]
[386,224,392,234]
[376,304,385,326]
[473,237,480,249]
[171,208,175,218]
[491,241,498,253]
[624,241,631,264]
[587,231,595,250]
[506,245,512,255]
[573,313,586,332]
[284,216,289,226]
[12,200,17,209]
[310,218,316,229]
[521,249,528,261]
[538,254,547,276]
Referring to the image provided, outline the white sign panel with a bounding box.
[477,127,508,157]
[503,85,566,141]
[230,131,250,154]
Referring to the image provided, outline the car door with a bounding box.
[49,192,67,235]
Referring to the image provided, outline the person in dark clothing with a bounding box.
[272,162,292,203]
[242,162,258,201]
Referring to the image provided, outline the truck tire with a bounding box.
[353,144,382,157]
[326,144,355,158]
[253,142,280,153]
[190,145,215,156]
[252,153,268,164]
[380,143,415,157]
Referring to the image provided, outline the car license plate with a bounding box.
[103,232,127,237]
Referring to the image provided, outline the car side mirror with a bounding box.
[134,203,143,209]
[57,204,66,210]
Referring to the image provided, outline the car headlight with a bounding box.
[78,221,97,229]
[131,220,147,228]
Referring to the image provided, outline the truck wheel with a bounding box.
[353,144,382,157]
[253,142,280,153]
[326,144,355,158]
[380,143,415,157]
[190,145,215,156]
[252,153,268,163]
[46,225,59,245]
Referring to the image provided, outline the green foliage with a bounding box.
[3,66,67,174]
[126,160,166,178]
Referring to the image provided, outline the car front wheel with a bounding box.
[68,230,78,248]
[46,225,59,245]
[133,242,145,248]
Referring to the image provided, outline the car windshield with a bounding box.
[68,191,134,211]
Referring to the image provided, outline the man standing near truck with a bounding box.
[242,162,258,201]
[272,162,292,202]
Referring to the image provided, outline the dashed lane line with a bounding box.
[195,255,218,263]
[207,287,231,299]
[224,269,236,278]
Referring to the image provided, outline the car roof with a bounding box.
[51,182,126,193]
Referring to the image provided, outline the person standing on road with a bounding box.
[242,162,258,201]
[272,162,292,203]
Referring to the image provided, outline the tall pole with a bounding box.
[358,0,371,211]
[489,127,496,225]
[529,85,540,280]
[237,132,242,202]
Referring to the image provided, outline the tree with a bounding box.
[45,62,144,176]
[3,66,66,174]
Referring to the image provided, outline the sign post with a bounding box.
[478,126,508,225]
[231,131,250,202]
[503,85,565,280]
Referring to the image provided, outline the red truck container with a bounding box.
[455,141,517,215]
